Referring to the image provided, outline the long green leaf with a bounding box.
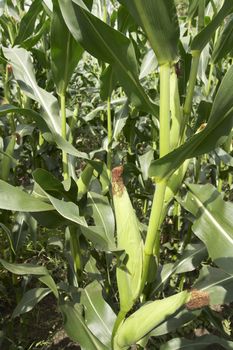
[59,301,109,350]
[87,191,115,248]
[149,65,233,181]
[14,0,43,45]
[118,0,179,65]
[191,0,233,52]
[0,179,53,212]
[58,0,157,115]
[80,281,116,347]
[212,15,233,63]
[2,46,61,134]
[12,288,51,318]
[0,104,49,132]
[33,176,114,249]
[3,47,88,158]
[0,258,49,275]
[0,258,58,297]
[180,183,233,274]
[194,265,233,305]
[51,0,83,94]
[151,243,207,294]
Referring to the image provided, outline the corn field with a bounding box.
[0,0,233,349]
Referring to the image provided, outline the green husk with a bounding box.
[114,291,190,349]
[112,166,143,313]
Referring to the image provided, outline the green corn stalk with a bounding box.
[112,166,143,316]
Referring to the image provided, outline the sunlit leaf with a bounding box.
[80,280,116,347]
[180,183,233,274]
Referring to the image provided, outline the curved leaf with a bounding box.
[2,46,61,134]
[151,243,207,294]
[118,0,179,65]
[59,301,109,350]
[194,266,233,305]
[80,281,116,347]
[0,179,53,212]
[14,0,43,45]
[58,0,157,115]
[191,0,233,52]
[51,0,83,94]
[87,191,115,247]
[0,258,49,275]
[12,288,51,318]
[212,15,233,63]
[0,104,49,132]
[181,183,233,274]
[3,47,88,158]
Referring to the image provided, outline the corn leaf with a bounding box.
[0,259,49,275]
[191,0,233,52]
[59,301,109,350]
[180,183,233,275]
[12,288,51,318]
[14,0,43,45]
[86,191,115,248]
[3,47,88,158]
[212,15,233,63]
[2,46,61,134]
[118,0,179,65]
[80,281,116,347]
[0,179,53,212]
[58,0,157,115]
[51,0,83,94]
[193,266,233,305]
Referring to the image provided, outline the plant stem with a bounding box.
[60,93,69,180]
[141,180,167,289]
[141,64,170,291]
[198,0,205,32]
[70,227,83,281]
[107,96,112,175]
[183,51,200,118]
[103,0,107,23]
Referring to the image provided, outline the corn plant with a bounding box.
[0,0,233,349]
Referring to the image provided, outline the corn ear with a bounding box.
[112,166,143,313]
[114,291,190,350]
